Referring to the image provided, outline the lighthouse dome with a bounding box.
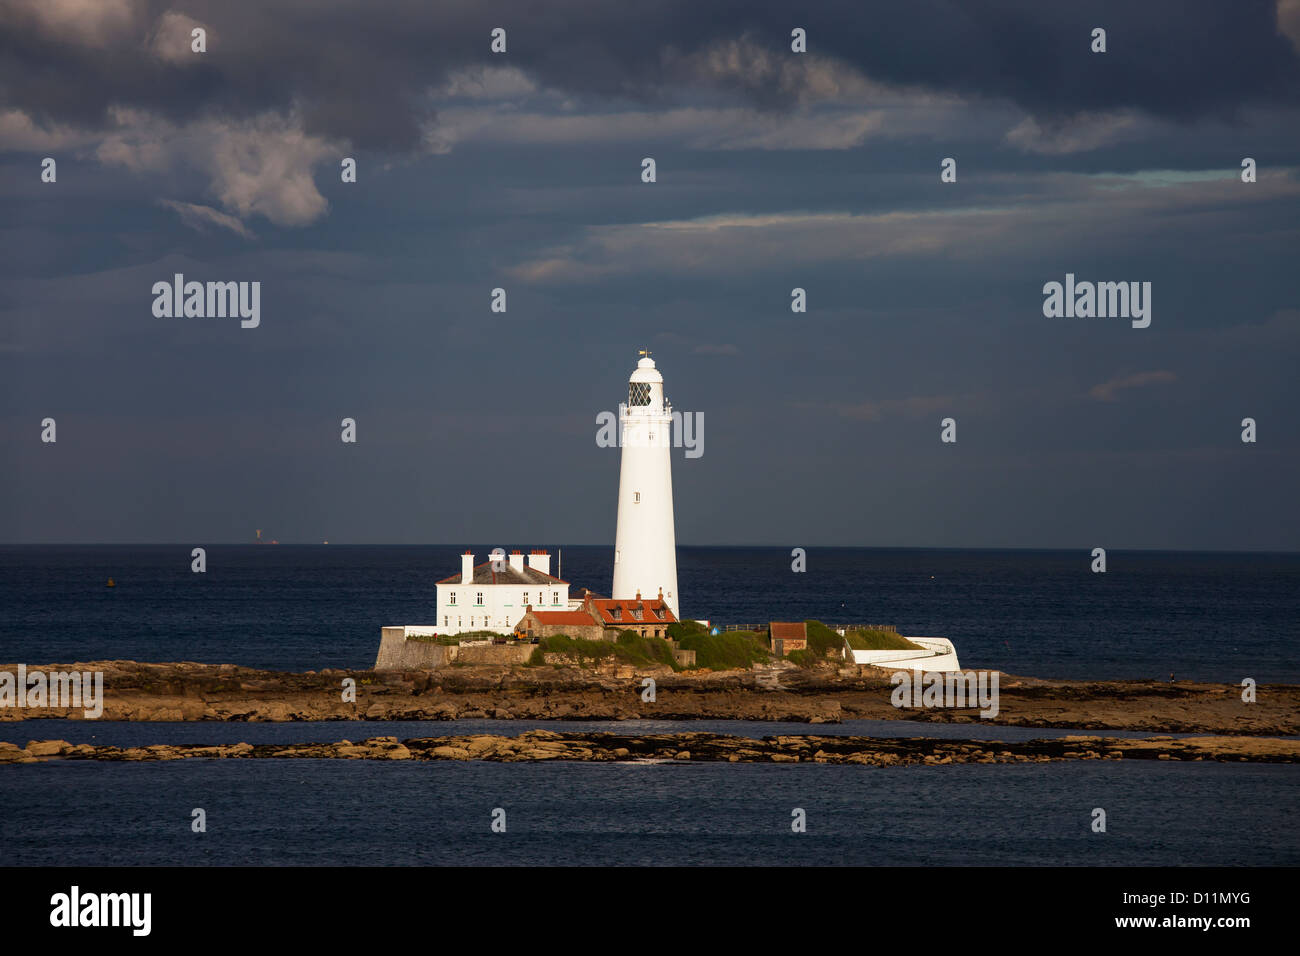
[629,356,662,384]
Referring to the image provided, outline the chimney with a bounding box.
[509,549,525,574]
[527,549,551,576]
[461,551,474,585]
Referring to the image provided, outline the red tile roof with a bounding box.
[769,622,807,641]
[590,598,677,625]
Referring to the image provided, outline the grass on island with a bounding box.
[805,619,922,652]
[525,622,772,672]
[844,629,924,651]
[404,633,461,646]
[528,632,679,669]
[670,620,771,671]
[407,629,511,646]
[679,631,770,670]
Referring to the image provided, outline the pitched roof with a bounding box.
[524,610,600,626]
[769,622,807,641]
[436,561,569,586]
[590,598,677,625]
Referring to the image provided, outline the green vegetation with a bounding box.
[677,631,770,671]
[537,633,679,669]
[527,646,546,666]
[802,620,845,657]
[844,629,923,651]
[405,633,460,646]
[667,619,709,641]
[785,648,820,668]
[405,629,511,645]
[458,629,511,641]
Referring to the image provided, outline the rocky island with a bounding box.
[2,658,1295,737]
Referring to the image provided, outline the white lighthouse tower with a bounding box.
[612,351,680,618]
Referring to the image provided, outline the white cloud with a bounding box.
[157,199,256,239]
[148,11,209,64]
[97,108,338,227]
[1087,370,1177,402]
[4,0,139,49]
[1005,111,1142,155]
[0,109,96,151]
[507,171,1300,281]
[1279,0,1300,55]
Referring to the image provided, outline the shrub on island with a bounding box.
[536,633,679,669]
[667,619,710,641]
[803,620,846,657]
[676,631,770,671]
[844,629,923,651]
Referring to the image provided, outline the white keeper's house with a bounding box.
[410,550,569,637]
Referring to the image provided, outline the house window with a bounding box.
[523,592,530,606]
[552,592,558,605]
[449,593,457,606]
[611,608,621,621]
[476,592,484,605]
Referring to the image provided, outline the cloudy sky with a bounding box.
[2,0,1298,549]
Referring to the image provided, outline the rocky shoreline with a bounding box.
[3,660,1296,736]
[3,730,1297,766]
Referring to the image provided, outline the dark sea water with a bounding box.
[1,758,1294,866]
[2,545,1297,867]
[0,545,1296,681]
[1,717,1243,749]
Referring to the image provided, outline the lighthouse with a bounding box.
[612,351,680,618]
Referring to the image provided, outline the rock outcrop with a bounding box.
[3,731,1296,766]
[1,660,1295,736]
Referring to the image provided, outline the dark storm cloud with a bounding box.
[2,0,1297,152]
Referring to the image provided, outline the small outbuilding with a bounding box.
[514,608,606,642]
[769,621,808,656]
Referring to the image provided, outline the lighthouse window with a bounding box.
[475,592,484,605]
[552,592,559,604]
[634,492,640,504]
[449,593,457,606]
[629,382,651,406]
